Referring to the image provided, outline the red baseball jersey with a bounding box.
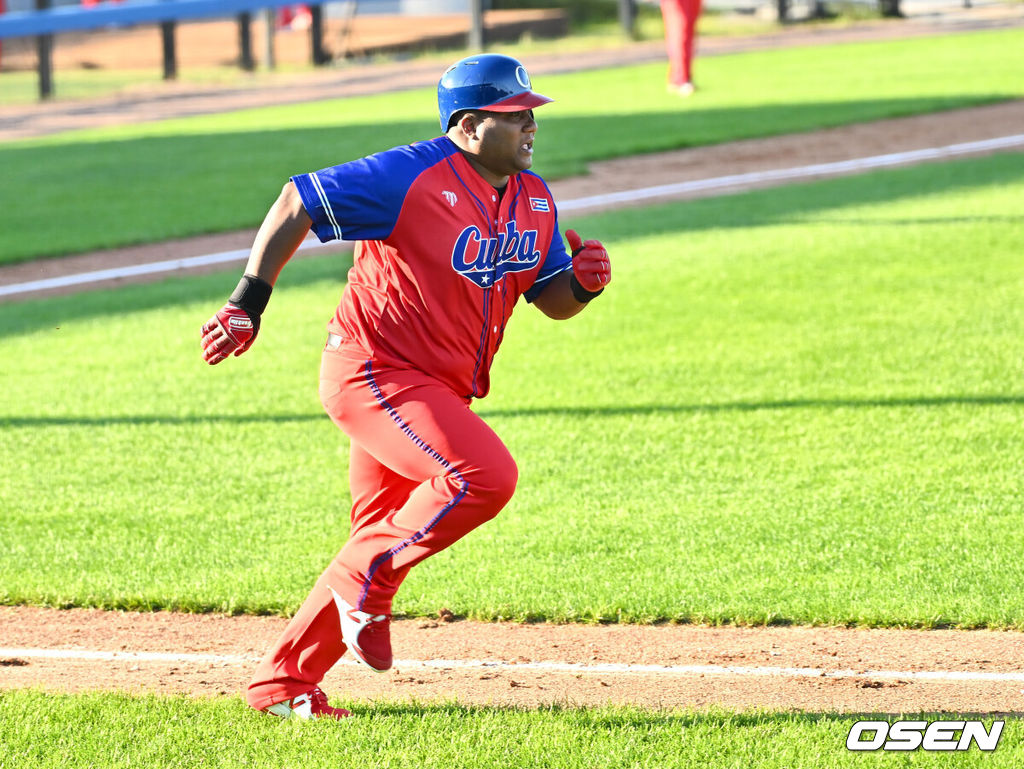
[292,136,572,399]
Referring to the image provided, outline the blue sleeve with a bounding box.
[291,138,454,243]
[524,210,572,303]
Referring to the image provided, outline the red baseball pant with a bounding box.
[247,345,517,709]
[661,0,702,86]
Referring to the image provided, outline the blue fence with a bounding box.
[0,0,330,99]
[0,0,326,38]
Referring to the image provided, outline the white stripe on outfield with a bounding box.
[557,133,1024,212]
[2,132,1023,299]
[2,647,1024,683]
[0,237,340,298]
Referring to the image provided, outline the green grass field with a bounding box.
[0,28,1022,265]
[1,694,1019,769]
[3,152,1023,627]
[3,24,1024,768]
[6,157,1024,764]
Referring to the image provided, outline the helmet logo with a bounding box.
[515,66,531,89]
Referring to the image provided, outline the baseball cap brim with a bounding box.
[480,91,554,112]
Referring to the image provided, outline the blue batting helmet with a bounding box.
[438,53,553,130]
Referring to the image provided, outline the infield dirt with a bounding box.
[3,606,1024,713]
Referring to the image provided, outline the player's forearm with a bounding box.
[201,184,310,365]
[536,229,610,319]
[244,182,313,285]
[533,271,589,320]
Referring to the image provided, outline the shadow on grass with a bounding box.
[4,393,1022,428]
[477,394,1024,419]
[0,412,325,428]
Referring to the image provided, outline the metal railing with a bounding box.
[0,0,490,99]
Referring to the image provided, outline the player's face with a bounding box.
[473,109,538,183]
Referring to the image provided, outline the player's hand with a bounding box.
[201,304,259,365]
[566,229,611,296]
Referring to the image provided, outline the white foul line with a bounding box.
[557,133,1024,212]
[3,647,1024,683]
[2,132,1023,299]
[0,647,255,665]
[0,238,341,298]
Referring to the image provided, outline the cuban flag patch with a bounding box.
[529,197,550,212]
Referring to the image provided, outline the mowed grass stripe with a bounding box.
[1,152,1023,626]
[0,28,1022,265]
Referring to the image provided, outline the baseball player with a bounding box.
[661,0,703,95]
[200,53,611,721]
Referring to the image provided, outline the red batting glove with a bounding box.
[200,304,258,365]
[565,229,611,299]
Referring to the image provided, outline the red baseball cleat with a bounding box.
[330,588,393,672]
[264,687,351,720]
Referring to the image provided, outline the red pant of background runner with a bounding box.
[661,0,703,86]
[247,345,518,709]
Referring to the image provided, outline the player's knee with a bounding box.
[492,456,519,508]
[466,455,518,514]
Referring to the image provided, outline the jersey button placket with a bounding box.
[470,196,498,396]
[484,208,502,368]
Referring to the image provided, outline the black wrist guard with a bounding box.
[229,274,273,319]
[569,274,604,303]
